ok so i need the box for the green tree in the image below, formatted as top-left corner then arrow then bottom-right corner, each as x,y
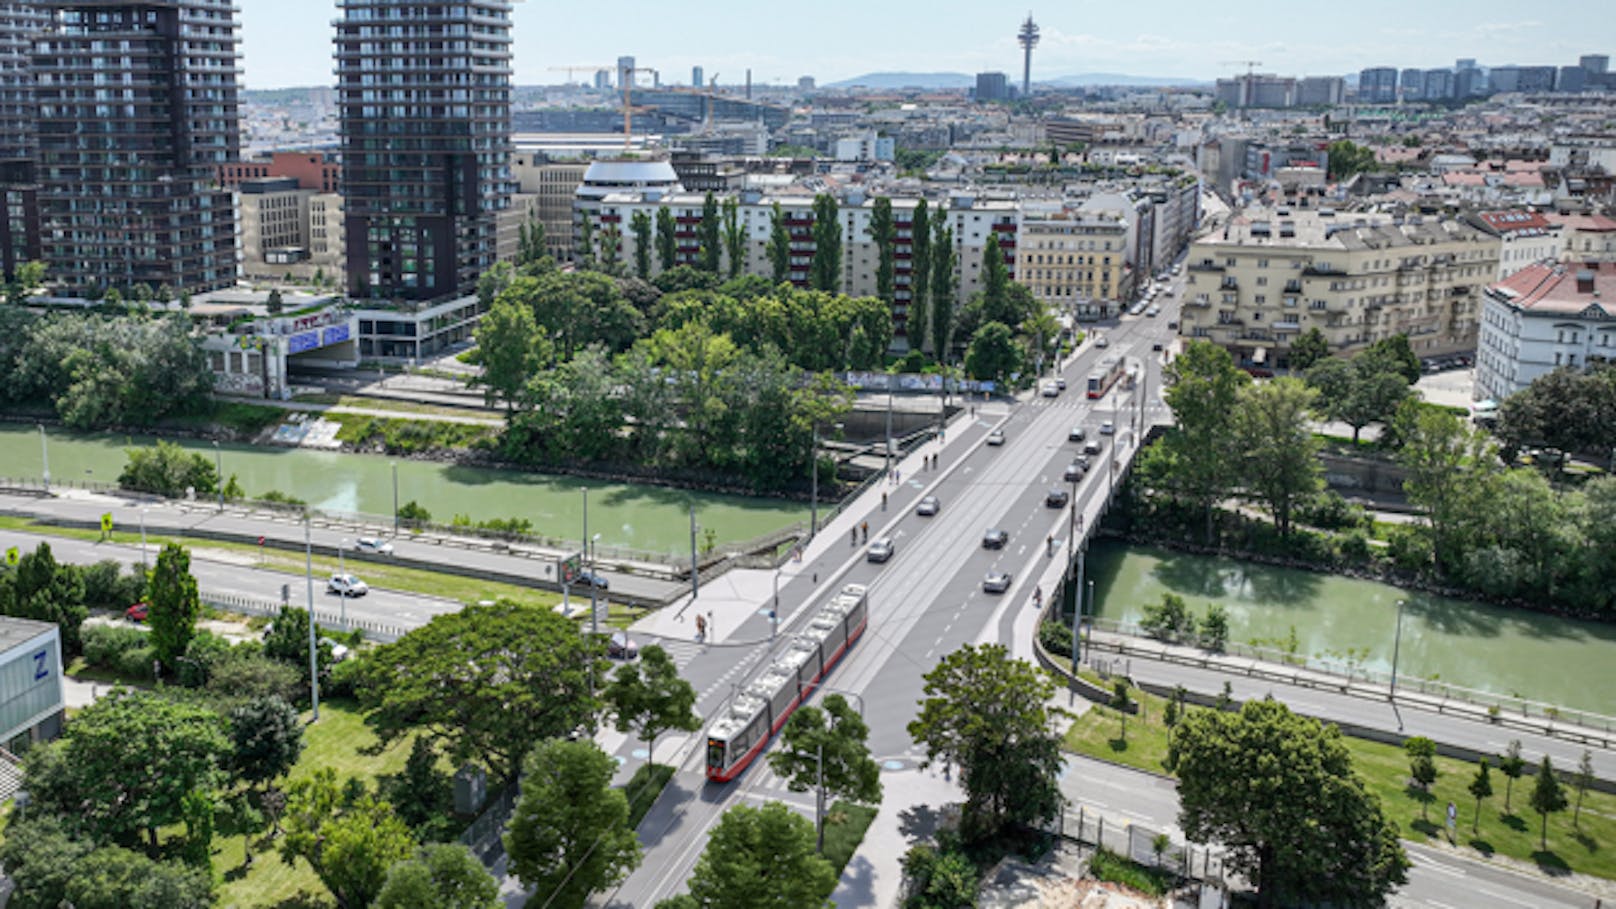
670,801 -> 835,909
1404,736 -> 1439,821
117,440 -> 218,499
699,192 -> 722,274
603,644 -> 701,768
1468,759 -> 1493,834
147,542 -> 201,671
1306,356 -> 1411,444
630,210 -> 653,280
722,196 -> 746,279
1326,139 -> 1379,181
930,222 -> 956,362
1367,334 -> 1422,384
1199,604 -> 1229,652
1167,699 -> 1409,909
1499,740 -> 1526,813
0,541 -> 88,654
505,738 -> 642,909
266,288 -> 284,314
1288,327 -> 1330,371
767,693 -> 882,852
810,194 -> 842,293
228,695 -> 304,795
471,297 -> 547,412
871,195 -> 895,305
5,259 -> 46,305
477,261 -> 514,308
899,841 -> 977,909
0,818 -> 213,909
767,203 -> 791,283
353,601 -> 604,782
576,212 -> 596,270
398,500 -> 432,524
1572,749 -> 1594,829
656,206 -> 678,272
963,321 -> 1020,386
375,844 -> 501,909
262,603 -> 335,672
1235,377 -> 1322,535
1160,340 -> 1251,542
1111,678 -> 1133,742
1529,755 -> 1568,849
279,768 -> 416,909
598,227 -> 623,276
1394,403 -> 1499,570
977,233 -> 1011,325
907,643 -> 1065,839
909,199 -> 932,352
378,738 -> 455,841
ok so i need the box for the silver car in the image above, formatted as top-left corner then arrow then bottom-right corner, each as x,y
983,572 -> 1013,594
866,537 -> 895,563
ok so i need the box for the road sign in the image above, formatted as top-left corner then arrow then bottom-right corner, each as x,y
258,536 -> 265,546
100,513 -> 113,534
4,546 -> 17,567
558,552 -> 584,585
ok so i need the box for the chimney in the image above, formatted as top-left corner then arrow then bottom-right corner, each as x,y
1577,270 -> 1596,294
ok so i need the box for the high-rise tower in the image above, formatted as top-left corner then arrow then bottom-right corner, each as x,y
33,0 -> 241,295
337,0 -> 514,302
0,2 -> 44,280
1017,13 -> 1039,97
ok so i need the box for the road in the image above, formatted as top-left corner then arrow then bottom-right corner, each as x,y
1063,755 -> 1600,909
598,294 -> 1181,907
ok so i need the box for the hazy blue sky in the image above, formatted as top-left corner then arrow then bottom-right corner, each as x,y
242,1 -> 1615,89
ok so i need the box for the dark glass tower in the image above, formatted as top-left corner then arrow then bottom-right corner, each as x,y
0,2 -> 44,280
336,0 -> 514,302
32,0 -> 241,295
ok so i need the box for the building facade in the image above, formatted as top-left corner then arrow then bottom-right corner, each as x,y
0,617 -> 65,753
0,2 -> 43,280
33,0 -> 240,294
236,178 -> 347,286
1475,261 -> 1616,401
1017,208 -> 1130,321
336,0 -> 514,302
975,72 -> 1009,102
1358,67 -> 1399,103
1179,209 -> 1496,371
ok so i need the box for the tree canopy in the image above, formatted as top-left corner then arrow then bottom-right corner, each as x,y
279,768 -> 416,909
604,644 -> 701,767
505,738 -> 642,909
661,801 -> 836,909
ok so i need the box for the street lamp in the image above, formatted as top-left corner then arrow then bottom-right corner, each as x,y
37,424 -> 49,492
1389,599 -> 1406,698
884,372 -> 894,475
590,532 -> 602,637
390,461 -> 399,537
212,441 -> 223,511
140,508 -> 148,571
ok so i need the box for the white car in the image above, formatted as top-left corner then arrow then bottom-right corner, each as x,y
1100,421 -> 1115,436
1094,336 -> 1110,348
1041,381 -> 1061,397
355,537 -> 394,555
327,573 -> 369,597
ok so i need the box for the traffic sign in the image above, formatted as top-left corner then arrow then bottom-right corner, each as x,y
557,552 -> 584,585
4,546 -> 17,567
100,513 -> 113,534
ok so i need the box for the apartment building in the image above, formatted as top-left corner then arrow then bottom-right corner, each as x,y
0,1 -> 42,280
1016,208 -> 1130,320
511,153 -> 588,262
1179,209 -> 1497,371
1548,213 -> 1616,261
1463,210 -> 1564,279
1475,261 -> 1616,401
236,178 -> 346,286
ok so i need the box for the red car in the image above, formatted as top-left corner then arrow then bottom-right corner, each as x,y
126,602 -> 149,622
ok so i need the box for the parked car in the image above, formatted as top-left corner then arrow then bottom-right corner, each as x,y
986,429 -> 1006,446
866,537 -> 895,563
1152,342 -> 1164,352
355,537 -> 394,555
982,528 -> 1009,550
327,574 -> 369,597
1100,421 -> 1115,435
125,602 -> 149,622
1146,306 -> 1160,318
1041,381 -> 1060,397
1167,321 -> 1178,331
916,495 -> 941,516
1064,461 -> 1086,482
575,570 -> 610,590
1068,426 -> 1086,442
1045,488 -> 1070,508
983,572 -> 1013,594
608,631 -> 639,660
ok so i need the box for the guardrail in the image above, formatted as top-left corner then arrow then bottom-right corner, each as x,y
199,589 -> 406,642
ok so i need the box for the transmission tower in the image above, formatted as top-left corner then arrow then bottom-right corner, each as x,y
1017,13 -> 1040,97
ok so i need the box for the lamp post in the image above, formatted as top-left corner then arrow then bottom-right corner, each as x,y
37,424 -> 49,492
590,532 -> 602,637
390,461 -> 399,537
1071,546 -> 1085,671
140,508 -> 148,571
1389,599 -> 1406,698
809,424 -> 820,538
212,441 -> 223,511
884,372 -> 894,475
304,514 -> 319,722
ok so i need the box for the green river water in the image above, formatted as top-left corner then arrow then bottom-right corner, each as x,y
0,424 -> 806,556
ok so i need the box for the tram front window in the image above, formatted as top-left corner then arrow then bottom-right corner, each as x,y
707,739 -> 726,771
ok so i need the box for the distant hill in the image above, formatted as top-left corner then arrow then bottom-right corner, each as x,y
825,72 -> 975,90
1046,72 -> 1210,87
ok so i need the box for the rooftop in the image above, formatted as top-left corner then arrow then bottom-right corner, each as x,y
0,616 -> 57,654
1197,207 -> 1482,251
1489,261 -> 1616,316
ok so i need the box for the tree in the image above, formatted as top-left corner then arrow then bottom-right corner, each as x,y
963,321 -> 1020,386
767,693 -> 882,852
1235,378 -> 1322,536
1529,755 -> 1568,849
930,223 -> 956,361
1161,340 -> 1251,542
1326,139 -> 1379,181
1573,749 -> 1594,829
655,206 -> 678,272
1111,678 -> 1132,742
699,192 -> 722,274
0,818 -> 213,909
1468,759 -> 1493,834
353,601 -> 605,782
767,203 -> 790,283
1404,736 -> 1439,821
1199,604 -> 1229,652
1395,403 -> 1499,570
28,688 -> 229,851
899,842 -> 977,909
117,440 -> 218,499
672,801 -> 835,909
375,844 -> 501,909
907,643 -> 1065,839
810,193 -> 842,293
147,542 -> 201,671
909,199 -> 932,351
871,196 -> 895,305
266,288 -> 284,314
504,738 -> 642,909
0,541 -> 88,654
1169,699 -> 1408,909
379,738 -> 455,841
603,644 -> 701,767
280,768 -> 416,909
471,297 -> 547,412
1367,334 -> 1422,384
722,196 -> 746,279
1307,356 -> 1411,444
6,259 -> 46,305
630,210 -> 653,280
576,212 -> 596,270
598,227 -> 623,275
1289,327 -> 1329,371
1499,740 -> 1526,813
977,233 -> 1012,325
228,695 -> 304,793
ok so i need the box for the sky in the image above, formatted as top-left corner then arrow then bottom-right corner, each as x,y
241,0 -> 1616,90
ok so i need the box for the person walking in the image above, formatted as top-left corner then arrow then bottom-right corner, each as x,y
861,521 -> 868,543
881,491 -> 888,511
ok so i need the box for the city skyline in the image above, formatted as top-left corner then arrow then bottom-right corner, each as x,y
241,0 -> 1615,90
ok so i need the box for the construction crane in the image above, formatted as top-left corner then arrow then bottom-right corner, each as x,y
546,65 -> 609,85
619,66 -> 658,150
1221,60 -> 1264,79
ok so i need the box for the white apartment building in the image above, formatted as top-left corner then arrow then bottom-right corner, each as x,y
1475,261 -> 1616,402
1464,210 -> 1564,280
1548,213 -> 1616,262
1179,208 -> 1497,371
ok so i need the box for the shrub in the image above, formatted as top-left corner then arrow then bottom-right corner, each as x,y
206,652 -> 305,705
397,500 -> 432,524
1297,490 -> 1364,531
81,623 -> 148,669
1198,604 -> 1229,652
1335,527 -> 1373,564
1386,524 -> 1433,572
117,440 -> 218,498
1038,621 -> 1072,658
81,560 -> 144,611
258,489 -> 308,508
174,631 -> 232,688
1139,593 -> 1191,641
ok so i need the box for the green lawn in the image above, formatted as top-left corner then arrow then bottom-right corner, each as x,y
1063,683 -> 1616,880
822,801 -> 879,882
215,699 -> 417,909
623,762 -> 676,830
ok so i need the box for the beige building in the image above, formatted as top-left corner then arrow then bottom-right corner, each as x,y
237,178 -> 346,286
1179,209 -> 1497,370
512,154 -> 588,261
1016,208 -> 1130,320
495,193 -> 542,264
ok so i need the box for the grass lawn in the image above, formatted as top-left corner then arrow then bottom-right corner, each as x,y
821,801 -> 879,881
623,762 -> 676,830
214,699 -> 417,909
1062,684 -> 1616,880
291,393 -> 496,421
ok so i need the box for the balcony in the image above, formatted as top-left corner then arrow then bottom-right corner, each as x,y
1283,280 -> 1302,293
1188,261 -> 1224,273
1220,277 -> 1238,290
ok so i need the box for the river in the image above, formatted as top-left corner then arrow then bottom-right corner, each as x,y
0,424 -> 806,556
1086,540 -> 1616,716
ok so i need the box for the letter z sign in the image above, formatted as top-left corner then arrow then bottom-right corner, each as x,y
32,649 -> 48,681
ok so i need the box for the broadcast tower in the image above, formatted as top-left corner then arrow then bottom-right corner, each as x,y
1017,13 -> 1040,97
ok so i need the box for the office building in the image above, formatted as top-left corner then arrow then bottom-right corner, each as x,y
1214,74 -> 1295,108
618,55 -> 635,88
1179,209 -> 1496,370
336,0 -> 515,301
1358,67 -> 1399,103
1400,68 -> 1424,101
0,617 -> 65,754
692,65 -> 703,88
976,72 -> 1009,102
1489,65 -> 1556,94
1422,69 -> 1455,101
32,0 -> 240,295
1580,54 -> 1609,75
1476,262 -> 1616,401
1558,66 -> 1587,93
797,76 -> 814,91
236,178 -> 347,286
1295,76 -> 1344,107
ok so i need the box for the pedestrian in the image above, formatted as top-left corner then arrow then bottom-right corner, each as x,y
851,527 -> 857,547
695,613 -> 706,639
707,611 -> 714,638
881,491 -> 888,511
861,521 -> 868,543
895,469 -> 901,484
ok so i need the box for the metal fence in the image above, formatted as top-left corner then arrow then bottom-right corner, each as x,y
199,589 -> 406,642
458,781 -> 520,864
1046,802 -> 1231,889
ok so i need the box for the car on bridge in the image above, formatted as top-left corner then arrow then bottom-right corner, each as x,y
866,537 -> 895,563
1068,426 -> 1086,442
986,429 -> 1006,446
328,574 -> 369,597
982,528 -> 1009,549
1100,421 -> 1115,435
916,495 -> 941,516
1084,438 -> 1104,455
1064,461 -> 1086,481
575,570 -> 610,590
1045,488 -> 1070,508
355,537 -> 394,555
982,571 -> 1013,594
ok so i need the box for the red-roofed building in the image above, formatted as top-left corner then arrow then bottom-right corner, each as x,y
1463,209 -> 1563,279
1545,213 -> 1616,262
1476,260 -> 1616,400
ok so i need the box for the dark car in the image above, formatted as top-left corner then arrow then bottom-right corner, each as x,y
1068,426 -> 1086,442
608,631 -> 639,660
576,571 -> 610,590
916,495 -> 941,516
126,602 -> 149,622
982,528 -> 1009,549
1152,342 -> 1164,352
1046,488 -> 1070,508
1064,461 -> 1086,482
983,572 -> 1013,594
866,537 -> 895,563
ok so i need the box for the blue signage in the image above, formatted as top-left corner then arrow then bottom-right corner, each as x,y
288,330 -> 319,354
322,324 -> 351,346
